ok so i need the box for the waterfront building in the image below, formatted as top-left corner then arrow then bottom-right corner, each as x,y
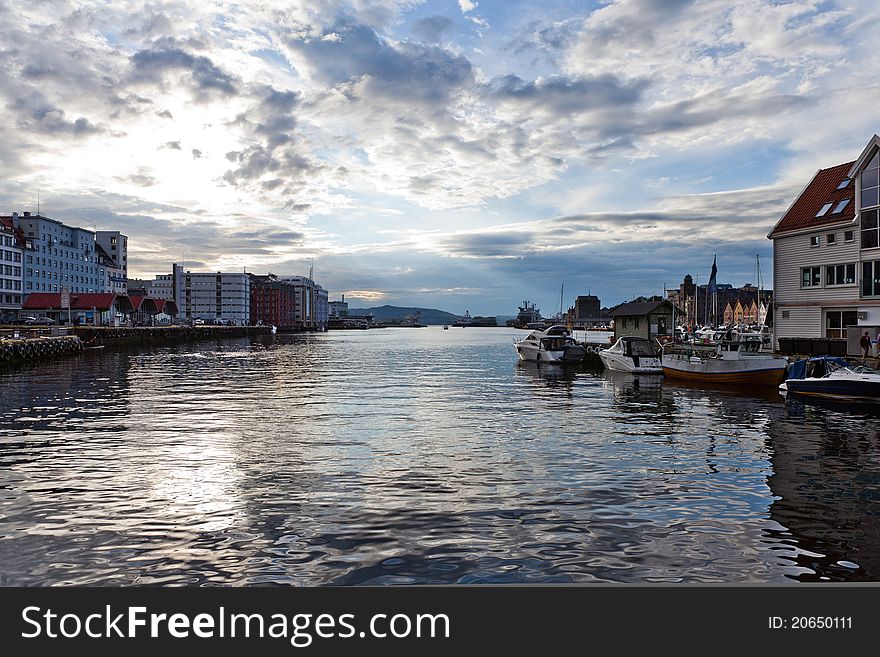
768,134 -> 880,353
249,274 -> 298,328
315,284 -> 328,330
2,212 -> 125,298
0,217 -> 24,321
279,275 -> 328,330
172,263 -> 250,324
20,292 -> 176,325
95,231 -> 128,294
609,300 -> 676,343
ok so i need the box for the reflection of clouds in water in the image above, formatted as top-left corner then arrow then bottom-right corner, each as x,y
2,329 -> 880,584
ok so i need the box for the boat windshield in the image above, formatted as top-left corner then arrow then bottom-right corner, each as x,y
542,338 -> 570,351
627,340 -> 656,356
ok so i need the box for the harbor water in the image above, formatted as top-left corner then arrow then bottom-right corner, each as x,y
1,326 -> 879,585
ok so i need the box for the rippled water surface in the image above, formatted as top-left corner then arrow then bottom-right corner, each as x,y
2,327 -> 880,585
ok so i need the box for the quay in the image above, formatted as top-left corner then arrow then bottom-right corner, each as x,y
72,325 -> 274,347
0,325 -> 274,366
0,334 -> 83,365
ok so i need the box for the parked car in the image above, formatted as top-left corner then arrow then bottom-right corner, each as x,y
193,318 -> 205,325
25,316 -> 55,326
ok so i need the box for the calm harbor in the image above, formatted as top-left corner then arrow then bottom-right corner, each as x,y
2,326 -> 878,585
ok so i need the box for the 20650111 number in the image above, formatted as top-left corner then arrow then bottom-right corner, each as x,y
769,616 -> 852,630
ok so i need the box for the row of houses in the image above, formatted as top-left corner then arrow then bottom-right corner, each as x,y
2,212 -> 330,328
127,266 -> 329,329
1,211 -> 127,322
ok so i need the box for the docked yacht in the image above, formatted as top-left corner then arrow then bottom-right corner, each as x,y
599,336 -> 662,374
780,356 -> 880,401
514,325 -> 586,364
661,329 -> 788,386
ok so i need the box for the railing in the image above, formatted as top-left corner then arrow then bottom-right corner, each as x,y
0,326 -> 74,340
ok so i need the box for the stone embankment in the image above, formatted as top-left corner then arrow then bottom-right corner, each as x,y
0,335 -> 83,364
73,325 -> 273,347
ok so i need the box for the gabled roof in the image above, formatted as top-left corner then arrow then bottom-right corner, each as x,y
609,300 -> 670,317
848,134 -> 880,178
768,161 -> 856,238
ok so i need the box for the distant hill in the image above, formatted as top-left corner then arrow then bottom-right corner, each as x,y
350,305 -> 463,325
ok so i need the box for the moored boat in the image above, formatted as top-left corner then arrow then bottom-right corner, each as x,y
599,336 -> 662,374
661,330 -> 787,385
780,356 -> 880,401
514,325 -> 586,363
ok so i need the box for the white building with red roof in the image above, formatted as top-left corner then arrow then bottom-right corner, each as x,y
768,134 -> 880,353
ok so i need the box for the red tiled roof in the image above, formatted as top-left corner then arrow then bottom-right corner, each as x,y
129,294 -> 145,311
768,161 -> 856,237
153,299 -> 179,315
23,293 -> 119,311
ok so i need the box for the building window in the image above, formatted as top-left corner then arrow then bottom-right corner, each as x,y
827,233 -> 836,244
862,208 -> 879,249
861,150 -> 880,208
826,263 -> 856,286
801,266 -> 821,287
845,230 -> 854,242
810,235 -> 820,247
862,260 -> 880,297
826,310 -> 859,339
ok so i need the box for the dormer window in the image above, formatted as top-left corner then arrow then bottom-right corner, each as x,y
861,151 -> 879,208
832,199 -> 850,214
816,202 -> 833,217
837,178 -> 851,189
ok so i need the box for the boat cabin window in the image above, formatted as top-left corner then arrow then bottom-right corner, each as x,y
542,338 -> 568,351
627,340 -> 656,356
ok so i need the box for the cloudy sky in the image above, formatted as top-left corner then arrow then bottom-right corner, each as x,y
2,0 -> 879,314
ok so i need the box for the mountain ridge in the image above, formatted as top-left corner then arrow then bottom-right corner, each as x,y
350,305 -> 471,325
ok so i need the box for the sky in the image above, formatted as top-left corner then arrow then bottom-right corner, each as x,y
2,0 -> 879,315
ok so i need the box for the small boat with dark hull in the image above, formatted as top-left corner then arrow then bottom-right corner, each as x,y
780,356 -> 880,401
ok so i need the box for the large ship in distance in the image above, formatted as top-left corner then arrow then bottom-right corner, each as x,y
507,301 -> 542,329
453,310 -> 498,327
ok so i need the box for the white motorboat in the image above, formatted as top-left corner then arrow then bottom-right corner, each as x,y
599,336 -> 662,374
514,325 -> 586,363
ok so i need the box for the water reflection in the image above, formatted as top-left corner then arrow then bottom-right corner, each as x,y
765,399 -> 880,581
0,327 -> 879,584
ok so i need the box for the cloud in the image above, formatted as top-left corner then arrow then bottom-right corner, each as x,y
114,168 -> 160,187
412,15 -> 455,43
130,46 -> 238,99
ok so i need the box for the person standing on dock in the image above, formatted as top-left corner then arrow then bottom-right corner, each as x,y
860,331 -> 871,359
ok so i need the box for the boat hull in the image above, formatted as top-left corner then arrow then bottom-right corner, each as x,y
661,356 -> 787,386
599,351 -> 662,374
515,343 -> 585,363
784,379 -> 880,401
